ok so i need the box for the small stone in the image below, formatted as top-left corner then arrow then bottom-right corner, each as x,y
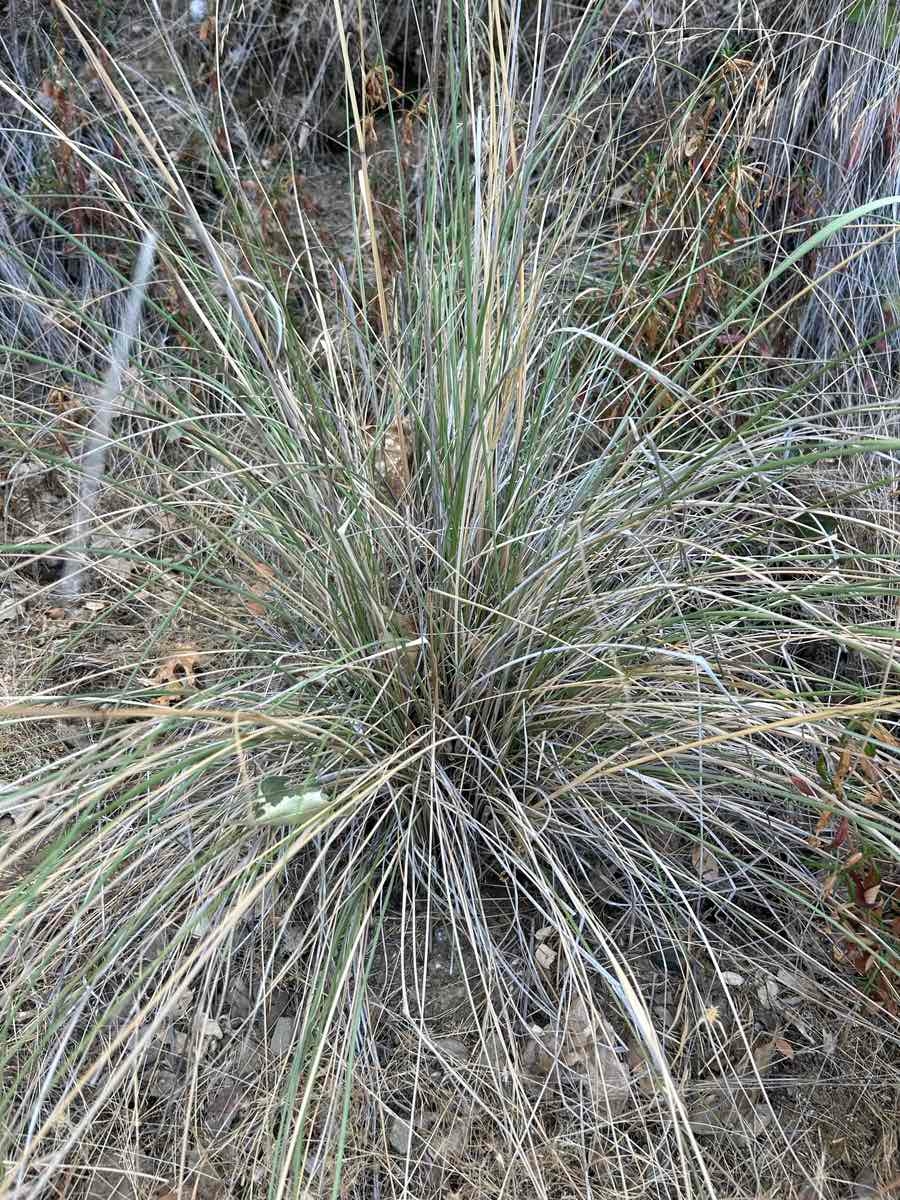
266,986 -> 291,1023
750,1102 -> 773,1135
851,1166 -> 878,1198
171,1030 -> 190,1057
720,971 -> 744,987
269,1015 -> 295,1057
389,1115 -> 414,1155
143,1067 -> 179,1098
432,1036 -> 468,1063
228,978 -> 253,1021
776,966 -> 812,996
0,598 -> 22,623
183,1149 -> 225,1200
205,1078 -> 241,1131
84,1151 -> 164,1200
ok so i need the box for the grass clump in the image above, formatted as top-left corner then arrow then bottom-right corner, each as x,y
1,2 -> 899,1199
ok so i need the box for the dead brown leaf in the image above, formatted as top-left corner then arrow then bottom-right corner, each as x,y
376,416 -> 411,499
48,387 -> 86,427
244,561 -> 277,617
752,1039 -> 776,1072
833,746 -> 853,799
364,65 -> 393,109
534,942 -> 556,970
692,843 -> 720,883
870,721 -> 899,748
523,993 -> 630,1118
808,806 -> 834,847
683,130 -> 704,158
772,1036 -> 794,1061
150,646 -> 204,707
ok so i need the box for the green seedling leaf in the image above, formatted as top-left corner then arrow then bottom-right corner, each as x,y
816,752 -> 832,788
848,0 -> 900,46
253,775 -> 330,826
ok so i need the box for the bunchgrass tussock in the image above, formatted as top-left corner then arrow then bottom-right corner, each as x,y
1,2 -> 899,1198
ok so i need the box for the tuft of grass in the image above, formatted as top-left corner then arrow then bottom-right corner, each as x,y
1,2 -> 899,1198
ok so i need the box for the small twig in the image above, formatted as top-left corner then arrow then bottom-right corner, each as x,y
57,228 -> 157,601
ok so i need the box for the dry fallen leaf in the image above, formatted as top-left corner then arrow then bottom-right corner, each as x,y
809,806 -> 834,848
150,646 -> 204,706
245,560 -> 277,617
535,942 -> 556,970
523,994 -> 630,1118
772,1036 -> 794,1060
870,721 -> 899,748
752,1038 -> 777,1073
376,415 -> 411,499
683,130 -> 704,158
791,774 -> 817,797
756,978 -> 779,1008
609,182 -> 634,205
692,843 -> 720,883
